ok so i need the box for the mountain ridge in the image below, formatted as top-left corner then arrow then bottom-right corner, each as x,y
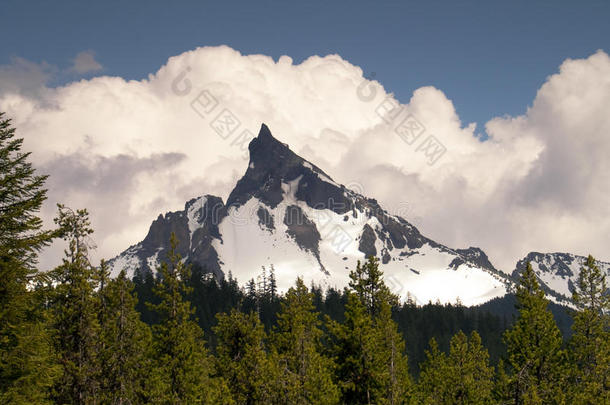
108,124 -> 605,306
512,251 -> 610,304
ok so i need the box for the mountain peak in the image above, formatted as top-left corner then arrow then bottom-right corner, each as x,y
248,123 -> 300,168
512,251 -> 610,302
108,123 -> 519,305
227,124 -> 348,210
255,122 -> 274,141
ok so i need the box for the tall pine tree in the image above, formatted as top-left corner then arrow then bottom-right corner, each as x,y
148,233 -> 221,403
97,262 -> 154,404
50,205 -> 101,404
567,255 -> 609,404
329,256 -> 411,404
214,309 -> 280,404
418,331 -> 494,404
328,291 -> 383,404
502,262 -> 566,404
417,338 -> 447,404
0,112 -> 58,403
376,297 -> 412,404
271,277 -> 339,404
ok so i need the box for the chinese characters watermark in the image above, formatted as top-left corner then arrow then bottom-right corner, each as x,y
172,67 -> 255,160
357,72 -> 447,165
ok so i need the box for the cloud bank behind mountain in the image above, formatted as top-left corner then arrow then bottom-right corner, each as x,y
1,46 -> 608,275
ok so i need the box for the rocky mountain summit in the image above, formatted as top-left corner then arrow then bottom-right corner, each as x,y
110,124 -> 605,306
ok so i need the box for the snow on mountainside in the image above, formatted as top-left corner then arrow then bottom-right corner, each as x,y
109,124 -> 513,306
512,252 -> 610,304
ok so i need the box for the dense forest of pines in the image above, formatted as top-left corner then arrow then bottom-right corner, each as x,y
1,112 -> 609,404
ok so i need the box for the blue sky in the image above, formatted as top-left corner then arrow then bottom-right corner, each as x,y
2,0 -> 609,131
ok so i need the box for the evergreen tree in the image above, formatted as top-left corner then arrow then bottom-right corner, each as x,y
50,205 -> 101,404
457,331 -> 494,403
268,264 -> 277,299
333,256 -> 411,404
0,112 -> 58,403
258,265 -> 267,298
376,299 -> 412,404
502,262 -> 566,404
214,309 -> 279,404
567,255 -> 610,404
0,113 -> 55,265
246,278 -> 257,300
97,263 -> 154,404
271,277 -> 339,404
417,338 -> 448,404
493,359 -> 512,403
245,278 -> 259,314
328,291 -> 385,404
148,233 -> 221,403
348,256 -> 396,317
418,331 -> 493,404
133,266 -> 159,324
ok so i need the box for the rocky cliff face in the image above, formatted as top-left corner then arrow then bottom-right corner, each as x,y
109,124 -> 516,305
512,252 -> 610,303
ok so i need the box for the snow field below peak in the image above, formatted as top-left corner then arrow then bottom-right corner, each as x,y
214,191 -> 507,305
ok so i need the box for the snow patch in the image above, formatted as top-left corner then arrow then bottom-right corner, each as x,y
214,197 -> 325,293
281,175 -> 303,204
187,196 -> 208,247
146,247 -> 163,272
109,245 -> 142,278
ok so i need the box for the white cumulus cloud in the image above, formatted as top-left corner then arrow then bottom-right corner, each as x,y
0,45 -> 608,274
